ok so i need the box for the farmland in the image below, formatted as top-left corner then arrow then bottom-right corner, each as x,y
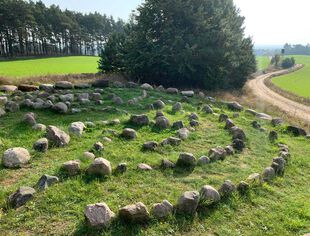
256,56 -> 270,71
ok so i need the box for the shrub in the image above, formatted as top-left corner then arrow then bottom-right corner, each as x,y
281,57 -> 296,69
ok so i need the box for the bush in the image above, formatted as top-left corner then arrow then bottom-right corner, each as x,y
281,57 -> 296,69
99,0 -> 256,90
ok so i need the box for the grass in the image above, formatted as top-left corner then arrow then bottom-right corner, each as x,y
272,55 -> 310,98
0,87 -> 310,236
0,56 -> 99,80
256,56 -> 270,71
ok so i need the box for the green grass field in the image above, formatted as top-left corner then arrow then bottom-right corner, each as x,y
0,56 -> 99,79
0,87 -> 309,235
272,55 -> 310,98
256,56 -> 270,71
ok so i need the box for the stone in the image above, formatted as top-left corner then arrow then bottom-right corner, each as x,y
177,153 -> 196,167
271,118 -> 284,126
8,187 -> 36,209
127,81 -> 138,88
122,128 -> 137,139
33,138 -> 49,152
251,120 -> 261,129
141,83 -> 153,90
92,79 -> 109,88
63,160 -> 80,176
287,126 -> 307,136
137,163 -> 153,171
178,128 -> 190,140
202,104 -> 213,114
279,151 -> 290,162
84,202 -> 116,228
75,83 -> 91,89
87,158 -> 112,176
113,96 -> 123,105
77,93 -> 89,101
55,81 -> 73,89
2,147 -> 31,168
189,113 -> 199,120
69,122 -> 86,137
200,185 -> 220,205
152,200 -> 173,219
218,180 -> 236,197
116,163 -> 127,173
60,94 -> 74,102
199,91 -> 205,98
130,114 -> 150,126
143,141 -> 158,151
93,142 -> 104,152
181,91 -> 194,97
101,137 -> 112,143
113,81 -> 124,88
23,112 -> 36,126
230,126 -> 246,141
172,102 -> 182,113
36,174 -> 59,191
190,120 -> 199,127
232,139 -> 245,151
245,109 -> 258,116
155,110 -> 164,118
119,202 -> 150,223
209,147 -> 227,162
237,181 -> 250,195
0,96 -> 8,105
219,114 -> 228,122
198,156 -> 210,165
173,121 -> 184,130
166,88 -> 178,94
161,159 -> 175,169
39,83 -> 54,92
0,85 -> 18,92
256,113 -> 272,120
32,123 -> 46,131
84,151 -> 95,159
262,167 -> 275,182
269,131 -> 278,142
53,102 -> 68,113
155,116 -> 170,129
5,101 -> 20,112
225,119 -> 235,129
272,157 -> 286,175
46,126 -> 70,147
91,93 -> 102,101
153,100 -> 165,109
85,122 -> 96,128
227,101 -> 243,111
167,137 -> 182,146
108,119 -> 121,126
177,191 -> 200,215
247,173 -> 262,185
225,145 -> 234,155
0,108 -> 6,117
18,84 -> 38,92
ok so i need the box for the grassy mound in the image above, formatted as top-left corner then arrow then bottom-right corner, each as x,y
0,86 -> 309,235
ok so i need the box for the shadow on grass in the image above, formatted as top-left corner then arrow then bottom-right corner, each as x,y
172,166 -> 195,178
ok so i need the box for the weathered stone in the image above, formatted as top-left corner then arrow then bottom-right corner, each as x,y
166,88 -> 178,94
227,101 -> 243,111
0,96 -> 8,105
189,113 -> 199,120
53,102 -> 68,113
245,109 -> 258,116
18,84 -> 38,92
0,85 -> 17,92
230,126 -> 246,141
181,91 -> 194,97
116,163 -> 127,173
153,100 -> 165,109
225,119 -> 235,129
155,110 -> 164,118
287,126 -> 307,136
172,102 -> 182,113
0,108 -> 6,117
256,113 -> 272,121
127,81 -> 138,88
68,122 -> 86,137
198,156 -> 210,165
75,83 -> 91,89
219,114 -> 229,122
167,137 -> 182,146
262,167 -> 275,182
202,104 -> 213,114
247,173 -> 262,185
5,101 -> 20,112
232,138 -> 245,151
172,121 -> 184,130
251,120 -> 261,129
225,145 -> 234,155
113,96 -> 123,105
272,157 -> 286,175
279,151 -> 290,162
269,131 -> 278,142
55,81 -> 73,89
92,79 -> 109,88
87,158 -> 112,176
271,118 -> 284,126
93,142 -> 104,152
200,185 -> 220,205
189,120 -> 199,127
36,174 -> 59,191
91,93 -> 102,101
161,159 -> 175,169
143,141 -> 158,151
32,123 -> 46,131
119,202 -> 150,223
237,181 -> 250,195
141,83 -> 153,90
152,200 -> 173,219
218,180 -> 236,197
137,163 -> 153,171
177,191 -> 200,215
63,160 -> 80,176
130,114 -> 150,126
177,153 -> 196,167
23,112 -> 36,126
46,126 -> 70,147
2,147 -> 31,168
177,128 -> 190,140
209,147 -> 227,162
84,151 -> 95,159
122,128 -> 137,140
155,116 -> 170,129
33,138 -> 48,152
39,84 -> 54,92
8,187 -> 36,209
84,202 -> 115,228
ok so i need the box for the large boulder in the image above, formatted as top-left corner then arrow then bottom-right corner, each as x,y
122,128 -> 137,140
130,114 -> 150,126
87,158 -> 112,176
155,116 -> 170,130
176,191 -> 200,215
68,122 -> 86,137
227,101 -> 243,111
143,141 -> 158,151
262,167 -> 275,182
55,81 -> 73,89
119,202 -> 150,223
152,200 -> 173,219
200,185 -> 220,205
62,160 -> 80,176
2,148 -> 31,168
176,153 -> 196,167
53,102 -> 68,113
36,174 -> 59,191
272,157 -> 286,175
33,138 -> 49,152
166,88 -> 178,94
8,186 -> 36,209
209,147 -> 227,162
172,102 -> 182,113
84,203 -> 116,228
153,100 -> 165,109
46,126 -> 70,147
218,180 -> 236,197
141,83 -> 153,90
181,91 -> 194,97
230,126 -> 246,141
287,126 -> 307,136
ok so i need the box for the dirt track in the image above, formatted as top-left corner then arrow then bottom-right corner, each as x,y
246,67 -> 310,124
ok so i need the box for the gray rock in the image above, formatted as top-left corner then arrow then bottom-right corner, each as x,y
153,100 -> 165,109
116,163 -> 127,173
166,88 -> 178,94
75,83 -> 91,89
8,186 -> 36,209
62,160 -> 80,176
127,82 -> 138,88
251,120 -> 261,129
218,180 -> 236,197
209,147 -> 227,162
23,112 -> 36,126
0,108 -> 6,117
122,128 -> 137,140
198,156 -> 210,165
130,114 -> 150,126
181,91 -> 194,97
0,85 -> 17,92
269,131 -> 278,142
161,159 -> 175,169
5,101 -> 20,112
155,116 -> 170,129
143,141 -> 158,151
0,96 -> 8,105
202,104 -> 213,114
59,94 -> 74,102
225,119 -> 235,129
84,202 -> 116,228
200,185 -> 220,205
173,121 -> 184,130
137,163 -> 153,171
119,202 -> 150,223
247,173 -> 262,185
237,181 -> 250,195
272,157 -> 286,175
69,122 -> 86,137
256,113 -> 272,120
141,83 -> 153,90
32,123 -> 46,131
87,158 -> 112,176
113,96 -> 123,105
93,142 -> 104,152
36,174 -> 59,191
46,126 -> 70,147
227,101 -> 243,111
232,139 -> 245,151
225,145 -> 234,155
189,120 -> 199,127
230,126 -> 246,141
279,151 -> 290,162
91,93 -> 102,101
178,128 -> 189,140
172,102 -> 182,113
245,109 -> 258,116
177,153 -> 196,167
84,151 -> 95,159
262,167 -> 275,182
33,138 -> 49,152
271,118 -> 284,126
2,147 -> 31,168
55,81 -> 73,89
92,79 -> 109,88
167,137 -> 182,146
177,191 -> 200,215
152,200 -> 173,219
53,102 -> 68,113
287,126 -> 307,137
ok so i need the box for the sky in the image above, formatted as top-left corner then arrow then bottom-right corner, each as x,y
36,0 -> 310,46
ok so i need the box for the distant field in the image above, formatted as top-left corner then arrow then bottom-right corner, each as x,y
272,55 -> 310,98
0,56 -> 99,80
256,56 -> 270,71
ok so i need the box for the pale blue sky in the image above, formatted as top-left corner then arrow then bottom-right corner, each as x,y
36,0 -> 310,45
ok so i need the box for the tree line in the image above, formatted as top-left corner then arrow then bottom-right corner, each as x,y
99,0 -> 256,90
284,44 -> 310,55
0,0 -> 124,58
